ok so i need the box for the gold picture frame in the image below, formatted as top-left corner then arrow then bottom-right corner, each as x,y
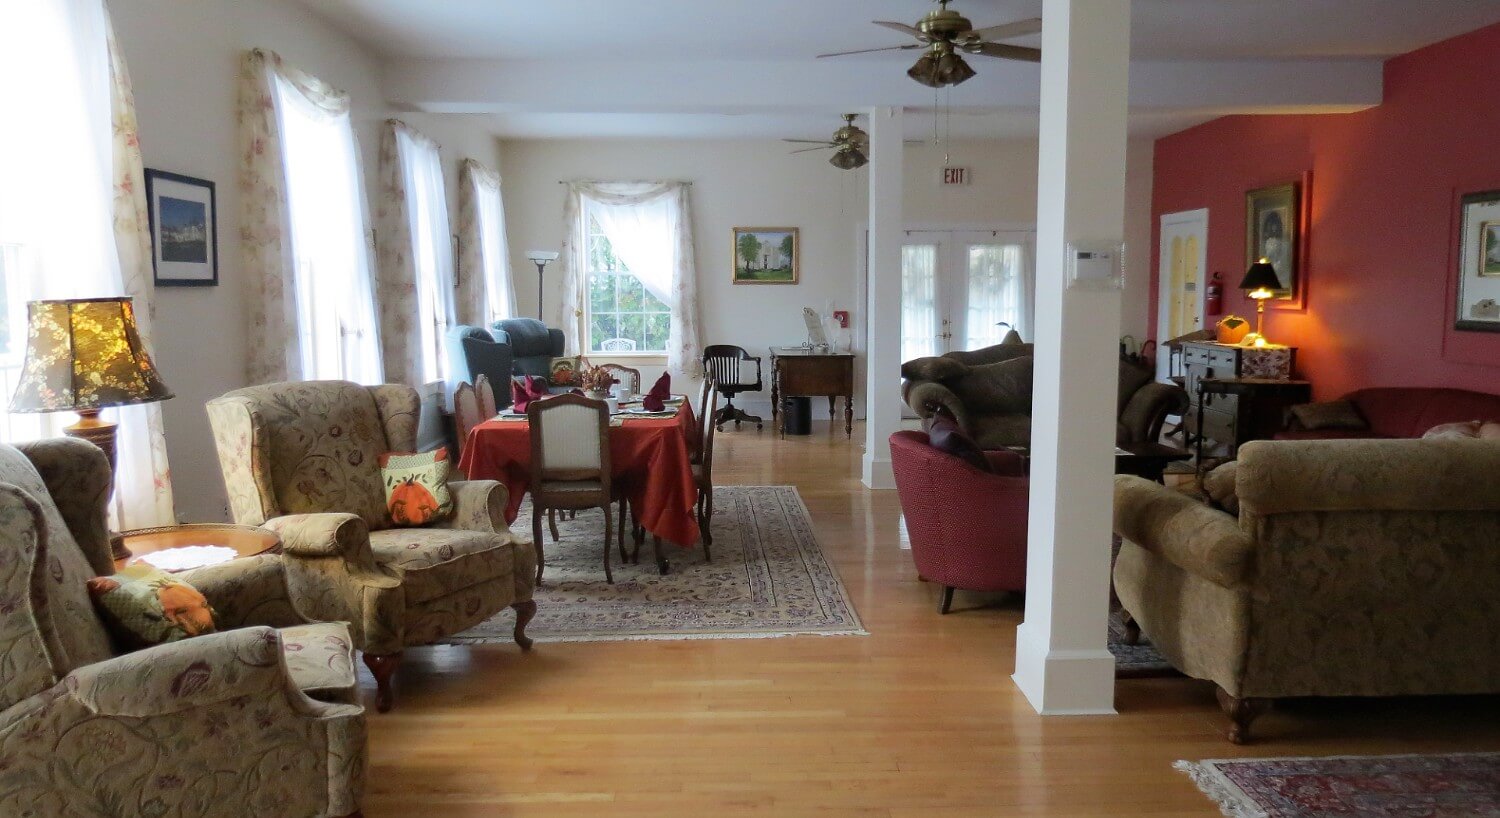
1245,181 -> 1301,303
732,227 -> 799,284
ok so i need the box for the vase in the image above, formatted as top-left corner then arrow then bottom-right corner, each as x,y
587,389 -> 611,400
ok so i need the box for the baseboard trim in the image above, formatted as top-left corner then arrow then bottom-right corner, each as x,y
1012,621 -> 1117,715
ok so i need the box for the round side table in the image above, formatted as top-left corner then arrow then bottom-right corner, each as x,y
116,523 -> 280,572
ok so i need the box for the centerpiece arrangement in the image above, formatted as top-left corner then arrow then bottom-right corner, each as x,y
578,363 -> 618,399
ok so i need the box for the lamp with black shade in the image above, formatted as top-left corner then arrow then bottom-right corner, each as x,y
1238,259 -> 1283,348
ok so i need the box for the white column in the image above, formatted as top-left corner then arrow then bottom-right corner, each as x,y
862,106 -> 904,489
1012,0 -> 1132,715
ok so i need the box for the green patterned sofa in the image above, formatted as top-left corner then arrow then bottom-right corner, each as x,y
1113,437 -> 1500,743
207,380 -> 538,712
0,438 -> 365,816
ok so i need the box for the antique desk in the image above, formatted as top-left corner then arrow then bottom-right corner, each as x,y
1194,377 -> 1313,473
769,347 -> 855,438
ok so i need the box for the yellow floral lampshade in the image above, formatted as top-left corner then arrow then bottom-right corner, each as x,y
9,297 -> 174,413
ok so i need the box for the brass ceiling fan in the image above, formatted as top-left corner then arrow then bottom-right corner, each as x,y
818,0 -> 1042,88
783,114 -> 870,170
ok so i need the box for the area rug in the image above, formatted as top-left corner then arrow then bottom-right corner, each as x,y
1176,752 -> 1500,817
444,485 -> 866,643
1108,610 -> 1173,676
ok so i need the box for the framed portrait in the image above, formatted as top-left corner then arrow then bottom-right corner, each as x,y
1245,181 -> 1300,303
732,227 -> 799,284
1455,190 -> 1500,332
145,169 -> 218,286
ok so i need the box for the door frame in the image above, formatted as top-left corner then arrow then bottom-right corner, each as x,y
1156,208 -> 1209,380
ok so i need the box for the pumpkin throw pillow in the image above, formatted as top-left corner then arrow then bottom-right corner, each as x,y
87,564 -> 217,648
1290,400 -> 1367,431
549,356 -> 582,387
380,448 -> 455,526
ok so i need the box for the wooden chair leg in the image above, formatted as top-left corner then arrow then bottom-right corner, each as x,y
362,651 -> 402,713
651,534 -> 668,575
1216,687 -> 1270,744
1120,610 -> 1142,646
601,503 -> 614,584
548,508 -> 561,542
532,505 -> 546,585
939,586 -> 955,615
617,497 -> 629,563
512,599 -> 536,651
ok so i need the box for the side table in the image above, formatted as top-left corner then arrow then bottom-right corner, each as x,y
116,523 -> 281,572
1195,377 -> 1313,474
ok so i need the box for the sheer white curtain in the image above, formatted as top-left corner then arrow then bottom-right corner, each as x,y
0,0 -> 174,527
459,159 -> 516,325
377,120 -> 456,386
900,244 -> 939,361
964,243 -> 1030,348
557,181 -> 700,375
239,49 -> 382,384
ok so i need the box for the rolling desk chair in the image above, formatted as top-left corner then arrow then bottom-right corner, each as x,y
702,345 -> 763,431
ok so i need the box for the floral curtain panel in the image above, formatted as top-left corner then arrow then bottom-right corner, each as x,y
458,159 -> 517,326
558,181 -> 701,376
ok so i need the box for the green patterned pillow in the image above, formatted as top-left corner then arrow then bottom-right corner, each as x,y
379,448 -> 455,526
86,565 -> 217,649
549,356 -> 583,387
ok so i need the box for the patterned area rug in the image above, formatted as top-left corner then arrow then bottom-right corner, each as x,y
1109,610 -> 1172,675
445,485 -> 866,643
1176,752 -> 1500,817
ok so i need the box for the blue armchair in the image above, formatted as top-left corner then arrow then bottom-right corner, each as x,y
492,318 -> 566,380
447,325 -> 515,406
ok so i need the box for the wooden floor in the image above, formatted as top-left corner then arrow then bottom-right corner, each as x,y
363,421 -> 1500,816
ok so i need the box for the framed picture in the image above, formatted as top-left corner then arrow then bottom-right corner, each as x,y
1245,181 -> 1300,303
145,169 -> 218,286
1455,190 -> 1500,332
732,227 -> 799,284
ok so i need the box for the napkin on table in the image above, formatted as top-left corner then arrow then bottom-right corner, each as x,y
642,372 -> 671,412
510,376 -> 548,413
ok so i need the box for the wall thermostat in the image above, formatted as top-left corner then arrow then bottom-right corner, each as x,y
1066,241 -> 1125,290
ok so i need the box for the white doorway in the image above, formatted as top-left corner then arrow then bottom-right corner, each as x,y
1155,209 -> 1209,381
899,229 -> 1036,362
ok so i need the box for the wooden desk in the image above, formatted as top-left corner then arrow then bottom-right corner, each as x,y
769,348 -> 855,438
1194,377 -> 1313,473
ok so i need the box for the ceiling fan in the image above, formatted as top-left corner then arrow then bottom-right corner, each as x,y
783,114 -> 870,170
818,0 -> 1042,88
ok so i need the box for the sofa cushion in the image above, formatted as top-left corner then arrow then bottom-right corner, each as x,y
950,355 -> 1034,415
368,528 -> 516,605
924,411 -> 990,472
945,342 -> 1034,367
1273,428 -> 1392,441
1422,420 -> 1485,440
1290,400 -> 1368,431
1484,422 -> 1500,440
1412,389 -> 1500,434
1201,461 -> 1240,516
969,414 -> 1034,449
494,318 -> 554,358
1117,360 -> 1155,417
900,356 -> 968,383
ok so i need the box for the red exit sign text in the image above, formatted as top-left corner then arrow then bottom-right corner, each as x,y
941,167 -> 970,185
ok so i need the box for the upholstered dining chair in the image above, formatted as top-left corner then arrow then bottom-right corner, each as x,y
599,363 -> 642,396
702,345 -> 763,431
208,380 -> 538,712
453,381 -> 485,457
527,393 -> 618,583
474,373 -> 500,419
692,375 -> 720,555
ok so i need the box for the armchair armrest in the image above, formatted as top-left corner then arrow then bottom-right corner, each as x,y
905,381 -> 972,430
1113,475 -> 1253,588
546,328 -> 566,357
262,513 -> 401,651
1119,381 -> 1189,443
264,513 -> 373,560
434,480 -> 509,533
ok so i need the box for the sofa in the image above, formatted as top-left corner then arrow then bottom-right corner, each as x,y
0,438 -> 365,816
902,342 -> 1188,449
492,317 -> 566,380
447,324 -> 514,401
1113,437 -> 1500,743
1275,386 -> 1500,440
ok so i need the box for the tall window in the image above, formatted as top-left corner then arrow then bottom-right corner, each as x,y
391,127 -> 456,383
465,162 -> 516,323
585,214 -> 670,353
901,244 -> 939,362
272,72 -> 383,382
964,243 -> 1027,348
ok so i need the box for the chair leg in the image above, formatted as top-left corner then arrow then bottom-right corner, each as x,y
601,503 -> 614,584
1216,687 -> 1270,745
512,599 -> 536,651
548,508 -> 561,542
617,497 -> 629,563
651,534 -> 668,575
362,651 -> 402,713
939,586 -> 955,614
1120,610 -> 1142,646
532,505 -> 546,585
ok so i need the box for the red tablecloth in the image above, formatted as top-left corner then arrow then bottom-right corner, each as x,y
457,402 -> 701,547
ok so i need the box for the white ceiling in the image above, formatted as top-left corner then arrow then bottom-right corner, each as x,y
295,0 -> 1500,140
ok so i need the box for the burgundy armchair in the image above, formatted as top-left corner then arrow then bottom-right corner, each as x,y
889,431 -> 1029,613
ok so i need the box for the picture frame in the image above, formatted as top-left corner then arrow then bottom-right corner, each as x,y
1454,189 -> 1500,332
1244,181 -> 1300,304
732,227 -> 799,284
145,169 -> 218,287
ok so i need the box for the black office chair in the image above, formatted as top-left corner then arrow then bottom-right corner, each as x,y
702,345 -> 763,431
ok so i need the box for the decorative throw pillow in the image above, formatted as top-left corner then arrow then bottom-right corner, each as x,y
1290,400 -> 1367,431
379,448 -> 455,526
1481,422 -> 1500,440
1201,461 -> 1240,517
1422,420 -> 1484,440
87,564 -> 217,648
549,356 -> 582,386
925,409 -> 991,473
900,356 -> 968,383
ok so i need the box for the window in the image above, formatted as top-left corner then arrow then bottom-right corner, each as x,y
0,245 -> 26,441
964,243 -> 1027,349
900,244 -> 939,362
466,163 -> 516,323
585,214 -> 670,354
392,127 -> 455,383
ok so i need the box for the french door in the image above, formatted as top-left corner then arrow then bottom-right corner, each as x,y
900,230 -> 1035,363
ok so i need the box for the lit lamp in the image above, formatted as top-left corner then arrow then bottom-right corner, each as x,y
1238,259 -> 1283,347
9,297 -> 174,560
525,250 -> 560,321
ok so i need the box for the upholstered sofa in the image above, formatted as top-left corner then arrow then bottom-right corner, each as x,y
447,324 -> 515,403
0,438 -> 365,816
902,343 -> 1188,449
207,380 -> 538,711
1113,437 -> 1500,743
492,317 -> 566,380
1275,386 -> 1500,440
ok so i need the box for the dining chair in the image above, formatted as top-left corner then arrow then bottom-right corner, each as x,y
474,373 -> 500,418
692,374 -> 720,557
599,363 -> 642,396
453,381 -> 484,457
527,393 -> 616,583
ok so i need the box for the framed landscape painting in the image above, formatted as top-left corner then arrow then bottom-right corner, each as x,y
732,227 -> 799,284
1455,190 -> 1500,332
145,169 -> 218,286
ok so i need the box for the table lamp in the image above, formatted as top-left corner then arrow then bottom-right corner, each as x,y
525,250 -> 559,321
1237,259 -> 1283,347
9,297 -> 174,559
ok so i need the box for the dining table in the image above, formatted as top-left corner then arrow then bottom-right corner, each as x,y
456,399 -> 702,548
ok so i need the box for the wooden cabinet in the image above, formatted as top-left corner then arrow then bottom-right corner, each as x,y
1181,342 -> 1306,454
769,349 -> 855,438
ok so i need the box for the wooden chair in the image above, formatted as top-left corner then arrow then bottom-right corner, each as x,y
599,363 -> 642,396
527,393 -> 617,583
474,373 -> 500,418
692,375 -> 720,556
453,381 -> 484,457
702,345 -> 764,430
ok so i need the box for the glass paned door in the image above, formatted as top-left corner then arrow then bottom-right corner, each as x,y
963,241 -> 1027,348
900,243 -> 940,361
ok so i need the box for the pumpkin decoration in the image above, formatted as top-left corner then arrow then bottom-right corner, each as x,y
388,475 -> 441,526
1216,315 -> 1251,345
378,448 -> 454,526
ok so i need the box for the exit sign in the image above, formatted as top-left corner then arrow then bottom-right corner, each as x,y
941,167 -> 971,185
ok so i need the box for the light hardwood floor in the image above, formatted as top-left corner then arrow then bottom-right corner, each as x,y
364,421 -> 1500,816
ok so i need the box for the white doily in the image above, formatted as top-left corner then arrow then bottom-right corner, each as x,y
136,545 -> 239,572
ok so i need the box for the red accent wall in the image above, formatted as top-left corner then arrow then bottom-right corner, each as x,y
1150,22 -> 1500,399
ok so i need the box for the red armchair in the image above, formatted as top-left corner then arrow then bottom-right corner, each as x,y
889,430 -> 1029,613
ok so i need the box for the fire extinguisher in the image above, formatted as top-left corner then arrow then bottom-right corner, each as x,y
1205,272 -> 1224,317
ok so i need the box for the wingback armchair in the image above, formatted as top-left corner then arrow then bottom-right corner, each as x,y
492,317 -> 566,380
0,438 -> 365,817
207,380 -> 539,711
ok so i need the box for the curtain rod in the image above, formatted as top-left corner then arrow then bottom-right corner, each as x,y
557,180 -> 693,185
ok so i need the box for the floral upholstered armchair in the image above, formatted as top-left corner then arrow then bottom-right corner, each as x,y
0,438 -> 365,817
207,381 -> 538,711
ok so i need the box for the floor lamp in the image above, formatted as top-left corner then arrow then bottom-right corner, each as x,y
525,250 -> 559,321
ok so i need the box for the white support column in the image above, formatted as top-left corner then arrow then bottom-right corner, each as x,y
862,106 -> 904,489
1012,0 -> 1132,715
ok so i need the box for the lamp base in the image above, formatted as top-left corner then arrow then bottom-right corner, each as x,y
63,410 -> 130,562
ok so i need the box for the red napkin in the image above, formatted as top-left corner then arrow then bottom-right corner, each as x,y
510,376 -> 548,413
642,373 -> 671,412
